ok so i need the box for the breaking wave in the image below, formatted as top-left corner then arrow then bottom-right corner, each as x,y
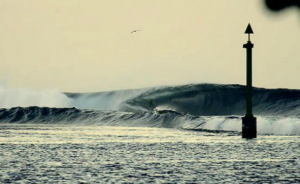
0,84 -> 299,135
67,84 -> 300,116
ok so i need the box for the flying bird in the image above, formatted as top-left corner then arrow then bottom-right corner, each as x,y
130,30 -> 141,34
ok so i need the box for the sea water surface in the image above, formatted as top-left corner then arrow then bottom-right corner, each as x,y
0,124 -> 299,183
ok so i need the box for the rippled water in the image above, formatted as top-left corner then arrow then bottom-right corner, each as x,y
0,124 -> 299,183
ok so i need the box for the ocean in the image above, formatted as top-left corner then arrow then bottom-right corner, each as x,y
0,84 -> 299,183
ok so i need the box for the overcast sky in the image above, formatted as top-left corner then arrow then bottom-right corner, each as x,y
0,0 -> 299,92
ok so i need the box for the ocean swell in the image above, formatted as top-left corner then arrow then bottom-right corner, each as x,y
0,106 -> 299,135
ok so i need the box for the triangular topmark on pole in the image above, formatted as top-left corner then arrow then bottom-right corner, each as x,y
245,23 -> 254,34
245,23 -> 254,41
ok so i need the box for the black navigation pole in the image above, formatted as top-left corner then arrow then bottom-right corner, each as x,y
242,24 -> 257,139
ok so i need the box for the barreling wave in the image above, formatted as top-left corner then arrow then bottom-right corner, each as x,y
0,106 -> 299,135
0,84 -> 299,135
68,84 -> 300,116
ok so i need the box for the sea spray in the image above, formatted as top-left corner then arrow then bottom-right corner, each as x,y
0,86 -> 72,108
68,88 -> 149,110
